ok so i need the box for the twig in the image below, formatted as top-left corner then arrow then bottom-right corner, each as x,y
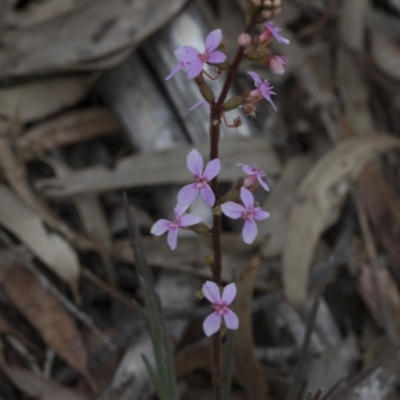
81,267 -> 139,313
43,349 -> 55,378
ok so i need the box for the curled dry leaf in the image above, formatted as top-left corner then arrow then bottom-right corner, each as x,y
18,106 -> 120,161
0,363 -> 90,400
0,74 -> 96,123
283,135 -> 400,306
0,0 -> 187,77
35,137 -> 281,197
0,184 -> 80,293
2,265 -> 95,391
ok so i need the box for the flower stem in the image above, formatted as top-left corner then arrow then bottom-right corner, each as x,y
208,13 -> 258,400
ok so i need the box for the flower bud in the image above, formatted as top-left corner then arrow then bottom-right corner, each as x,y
189,222 -> 211,235
238,33 -> 252,47
223,89 -> 250,111
194,74 -> 215,102
269,55 -> 288,74
233,117 -> 242,128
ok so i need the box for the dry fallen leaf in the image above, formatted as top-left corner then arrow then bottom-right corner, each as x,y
0,363 -> 90,400
283,135 -> 400,306
0,74 -> 96,123
35,137 -> 282,197
2,265 -> 95,391
18,106 -> 120,161
0,184 -> 80,293
0,0 -> 187,77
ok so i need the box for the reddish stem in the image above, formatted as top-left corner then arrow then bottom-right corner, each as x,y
208,14 -> 258,400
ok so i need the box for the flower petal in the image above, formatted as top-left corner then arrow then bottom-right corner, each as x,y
223,309 -> 239,330
188,100 -> 209,111
203,159 -> 221,181
165,63 -> 184,80
205,29 -> 223,52
200,184 -> 216,206
222,283 -> 237,305
221,202 -> 245,219
240,187 -> 254,210
208,51 -> 227,64
187,60 -> 205,79
253,207 -> 270,221
174,204 -> 190,218
202,281 -> 221,303
203,312 -> 222,337
187,149 -> 203,176
167,228 -> 179,250
247,71 -> 262,85
179,213 -> 202,227
260,84 -> 277,112
257,176 -> 270,191
177,183 -> 199,205
242,218 -> 258,244
175,46 -> 200,62
150,219 -> 170,236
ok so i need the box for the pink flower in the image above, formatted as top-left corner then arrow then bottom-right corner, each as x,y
260,22 -> 290,45
247,71 -> 277,111
202,281 -> 239,337
221,187 -> 270,244
269,55 -> 289,75
168,29 -> 227,80
236,163 -> 269,191
151,204 -> 201,250
178,149 -> 221,206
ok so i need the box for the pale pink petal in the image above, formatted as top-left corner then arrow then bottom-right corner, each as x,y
221,202 -> 245,219
208,51 -> 227,64
187,149 -> 203,176
177,183 -> 199,205
203,312 -> 222,337
188,100 -> 209,111
200,184 -> 215,206
187,60 -> 205,79
253,207 -> 270,221
203,159 -> 221,181
167,228 -> 179,250
240,187 -> 254,210
222,283 -> 237,305
223,309 -> 239,330
242,218 -> 257,244
175,46 -> 200,62
165,63 -> 184,80
202,281 -> 221,303
179,213 -> 202,227
205,29 -> 223,53
241,164 -> 255,175
260,84 -> 277,112
150,219 -> 170,236
257,176 -> 270,191
247,71 -> 262,85
174,204 -> 190,218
